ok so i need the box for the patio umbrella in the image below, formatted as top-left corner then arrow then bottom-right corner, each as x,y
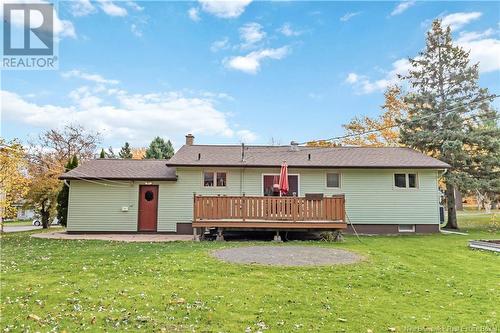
279,161 -> 289,196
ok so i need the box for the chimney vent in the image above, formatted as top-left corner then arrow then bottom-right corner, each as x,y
185,134 -> 195,146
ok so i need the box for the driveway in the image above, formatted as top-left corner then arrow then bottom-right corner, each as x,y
3,225 -> 42,233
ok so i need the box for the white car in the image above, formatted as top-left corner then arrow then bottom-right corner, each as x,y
32,217 -> 59,226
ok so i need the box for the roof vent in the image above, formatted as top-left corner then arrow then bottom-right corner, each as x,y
290,141 -> 300,152
308,153 -> 311,161
197,153 -> 201,160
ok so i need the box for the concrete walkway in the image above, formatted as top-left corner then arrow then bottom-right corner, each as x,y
31,231 -> 193,242
3,225 -> 42,233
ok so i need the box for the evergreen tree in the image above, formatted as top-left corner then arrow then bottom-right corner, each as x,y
56,156 -> 78,227
400,20 -> 496,229
99,148 -> 106,158
119,142 -> 133,159
144,137 -> 174,159
465,105 -> 500,212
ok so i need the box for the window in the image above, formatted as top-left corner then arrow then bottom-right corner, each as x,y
145,191 -> 154,201
394,173 -> 418,189
398,224 -> 415,233
326,173 -> 340,188
203,171 -> 226,187
216,172 -> 226,187
263,174 -> 299,196
408,173 -> 417,188
394,174 -> 406,188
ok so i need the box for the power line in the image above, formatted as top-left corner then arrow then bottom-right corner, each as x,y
299,94 -> 499,145
0,144 -> 132,188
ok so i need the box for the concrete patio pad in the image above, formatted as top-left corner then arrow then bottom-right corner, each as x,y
31,231 -> 193,242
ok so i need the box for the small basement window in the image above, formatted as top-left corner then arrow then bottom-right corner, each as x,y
398,224 -> 415,233
204,171 -> 227,187
326,173 -> 340,188
394,173 -> 418,189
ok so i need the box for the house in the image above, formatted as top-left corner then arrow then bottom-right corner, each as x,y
60,134 -> 450,236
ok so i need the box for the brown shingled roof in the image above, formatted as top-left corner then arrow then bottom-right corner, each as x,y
166,145 -> 450,169
60,159 -> 177,180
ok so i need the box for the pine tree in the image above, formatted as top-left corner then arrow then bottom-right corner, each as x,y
144,137 -> 174,159
56,156 -> 78,227
465,105 -> 500,212
400,20 -> 496,229
119,142 -> 133,159
99,148 -> 106,158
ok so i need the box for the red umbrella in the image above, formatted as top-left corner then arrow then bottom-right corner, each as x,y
279,161 -> 289,196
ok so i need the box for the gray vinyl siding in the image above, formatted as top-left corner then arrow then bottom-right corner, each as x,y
66,168 -> 441,232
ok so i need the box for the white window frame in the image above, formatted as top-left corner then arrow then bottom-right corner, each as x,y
202,170 -> 227,188
325,172 -> 342,189
393,172 -> 419,190
261,173 -> 300,196
398,224 -> 416,233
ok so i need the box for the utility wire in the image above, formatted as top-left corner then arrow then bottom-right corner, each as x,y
298,94 -> 499,146
0,144 -> 132,188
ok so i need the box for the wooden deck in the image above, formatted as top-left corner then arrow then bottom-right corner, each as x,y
192,195 -> 346,230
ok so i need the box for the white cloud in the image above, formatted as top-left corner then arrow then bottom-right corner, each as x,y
1,88 -> 257,145
130,23 -> 142,37
70,0 -> 96,17
236,130 -> 258,143
345,73 -> 359,84
457,29 -> 500,73
441,12 -> 482,31
279,23 -> 302,36
198,0 -> 252,19
97,0 -> 127,17
225,46 -> 290,74
125,1 -> 143,11
210,37 -> 230,52
239,22 -> 266,48
188,7 -> 201,21
1,0 -> 76,38
340,12 -> 361,22
390,1 -> 415,16
307,93 -> 323,101
346,58 -> 411,94
61,70 -> 120,85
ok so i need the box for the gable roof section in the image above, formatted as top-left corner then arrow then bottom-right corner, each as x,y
166,145 -> 450,169
60,159 -> 177,180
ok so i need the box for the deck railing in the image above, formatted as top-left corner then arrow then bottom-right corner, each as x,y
193,195 -> 345,223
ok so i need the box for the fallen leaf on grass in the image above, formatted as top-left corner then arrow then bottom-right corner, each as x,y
27,314 -> 41,321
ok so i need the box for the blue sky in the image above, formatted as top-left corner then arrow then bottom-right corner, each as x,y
2,0 -> 499,150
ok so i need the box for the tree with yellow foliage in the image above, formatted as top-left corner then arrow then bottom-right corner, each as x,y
341,86 -> 407,147
0,138 -> 29,232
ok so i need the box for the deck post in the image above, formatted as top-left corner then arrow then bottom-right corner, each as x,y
273,230 -> 282,242
242,193 -> 246,223
193,227 -> 200,241
193,192 -> 197,225
216,228 -> 225,241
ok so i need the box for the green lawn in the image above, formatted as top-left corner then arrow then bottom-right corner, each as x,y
1,215 -> 498,332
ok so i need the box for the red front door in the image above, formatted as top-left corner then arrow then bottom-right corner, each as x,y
138,185 -> 158,232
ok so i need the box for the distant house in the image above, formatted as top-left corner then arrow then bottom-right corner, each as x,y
60,134 -> 449,235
